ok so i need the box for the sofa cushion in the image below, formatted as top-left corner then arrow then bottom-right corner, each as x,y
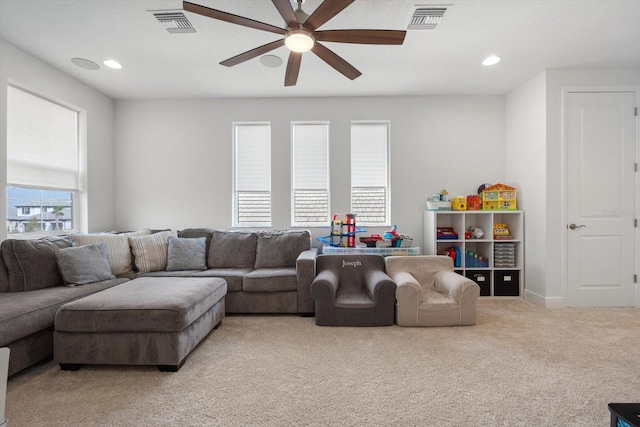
0,277 -> 128,346
55,243 -> 115,285
0,250 -> 10,293
166,236 -> 207,271
128,230 -> 177,274
254,230 -> 311,269
55,277 -> 227,333
1,235 -> 72,292
208,230 -> 257,269
193,268 -> 249,292
177,228 -> 214,259
243,268 -> 298,292
71,230 -> 151,276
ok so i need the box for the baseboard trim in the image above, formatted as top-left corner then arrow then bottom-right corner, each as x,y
524,290 -> 566,308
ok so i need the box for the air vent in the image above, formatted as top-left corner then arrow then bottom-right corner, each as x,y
408,7 -> 447,30
153,12 -> 195,34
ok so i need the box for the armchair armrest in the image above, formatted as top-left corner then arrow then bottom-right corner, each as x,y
310,269 -> 338,302
310,269 -> 339,325
435,271 -> 480,302
365,270 -> 396,299
296,248 -> 318,314
365,269 -> 396,326
389,271 -> 421,305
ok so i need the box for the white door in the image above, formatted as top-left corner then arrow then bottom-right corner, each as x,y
567,91 -> 636,307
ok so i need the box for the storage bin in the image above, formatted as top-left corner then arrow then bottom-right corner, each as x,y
494,270 -> 520,296
465,270 -> 490,296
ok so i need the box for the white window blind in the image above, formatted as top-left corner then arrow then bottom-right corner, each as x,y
292,123 -> 329,225
351,122 -> 390,225
233,123 -> 271,226
7,86 -> 79,190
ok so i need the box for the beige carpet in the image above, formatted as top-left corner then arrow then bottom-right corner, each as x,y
5,299 -> 640,426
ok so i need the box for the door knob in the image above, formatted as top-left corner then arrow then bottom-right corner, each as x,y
568,223 -> 586,230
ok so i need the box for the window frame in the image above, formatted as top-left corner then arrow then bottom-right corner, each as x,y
290,121 -> 331,227
350,120 -> 391,227
5,84 -> 84,239
232,121 -> 272,228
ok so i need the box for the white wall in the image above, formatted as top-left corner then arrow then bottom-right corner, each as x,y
505,71 -> 547,303
115,95 -> 505,248
0,39 -> 116,239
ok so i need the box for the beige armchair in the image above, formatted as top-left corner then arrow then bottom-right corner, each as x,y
384,256 -> 480,327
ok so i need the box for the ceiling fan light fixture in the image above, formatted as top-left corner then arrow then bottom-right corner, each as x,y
285,29 -> 314,53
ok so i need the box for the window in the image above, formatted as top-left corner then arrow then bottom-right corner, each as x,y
6,85 -> 79,235
350,121 -> 390,225
291,122 -> 330,226
233,122 -> 271,227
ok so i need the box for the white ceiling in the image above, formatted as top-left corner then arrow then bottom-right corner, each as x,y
1,0 -> 639,100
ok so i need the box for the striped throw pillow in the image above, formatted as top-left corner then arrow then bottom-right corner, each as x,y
128,230 -> 177,274
71,230 -> 151,276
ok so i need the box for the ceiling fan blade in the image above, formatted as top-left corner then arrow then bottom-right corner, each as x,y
311,42 -> 361,80
304,0 -> 355,31
220,39 -> 285,67
183,1 -> 286,35
284,52 -> 302,86
271,0 -> 299,29
315,29 -> 406,45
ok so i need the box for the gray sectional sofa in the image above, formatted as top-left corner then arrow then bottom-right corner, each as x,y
0,228 -> 317,376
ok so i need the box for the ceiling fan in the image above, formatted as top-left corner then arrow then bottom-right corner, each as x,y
182,0 -> 407,86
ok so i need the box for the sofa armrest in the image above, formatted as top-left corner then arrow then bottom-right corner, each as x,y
296,248 -> 318,314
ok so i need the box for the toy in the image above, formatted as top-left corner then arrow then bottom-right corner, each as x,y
481,183 -> 517,210
437,227 -> 458,240
493,223 -> 512,239
426,189 -> 451,211
359,234 -> 384,247
451,196 -> 467,211
466,195 -> 481,210
465,250 -> 489,267
317,213 -> 366,247
383,224 -> 398,239
466,226 -> 484,239
441,246 -> 461,267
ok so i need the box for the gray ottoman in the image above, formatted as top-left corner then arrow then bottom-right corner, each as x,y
54,277 -> 226,372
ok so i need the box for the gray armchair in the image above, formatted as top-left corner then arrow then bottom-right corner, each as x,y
385,255 -> 480,327
310,254 -> 396,326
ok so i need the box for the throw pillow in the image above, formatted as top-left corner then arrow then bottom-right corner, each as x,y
166,236 -> 207,271
70,230 -> 151,276
128,230 -> 177,274
55,243 -> 115,285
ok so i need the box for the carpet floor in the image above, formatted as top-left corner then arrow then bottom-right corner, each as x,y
5,299 -> 640,426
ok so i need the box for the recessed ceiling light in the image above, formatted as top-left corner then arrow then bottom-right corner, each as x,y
71,57 -> 100,70
260,55 -> 283,68
482,55 -> 501,66
103,59 -> 123,69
